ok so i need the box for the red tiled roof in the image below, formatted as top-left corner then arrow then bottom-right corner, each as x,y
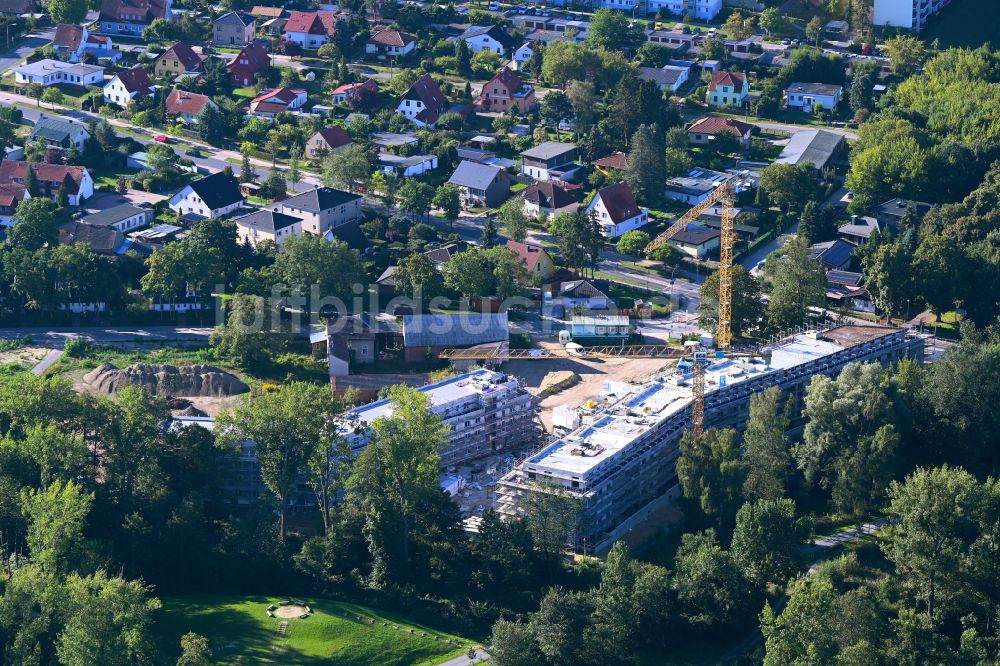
250,5 -> 282,17
251,86 -> 304,105
488,66 -> 523,92
114,65 -> 154,94
53,23 -> 84,51
333,78 -> 378,95
367,29 -> 415,47
592,152 -> 627,170
521,180 -> 576,210
227,39 -> 269,80
166,89 -> 212,116
314,126 -> 352,150
160,42 -> 205,71
0,161 -> 87,195
595,182 -> 641,224
506,240 -> 551,273
687,116 -> 755,137
0,183 -> 26,208
99,0 -> 168,23
284,10 -> 336,36
709,70 -> 746,92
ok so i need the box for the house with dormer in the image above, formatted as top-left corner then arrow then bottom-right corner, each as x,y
99,0 -> 171,36
395,74 -> 448,128
0,161 -> 93,206
282,10 -> 336,48
154,42 -> 205,79
103,65 -> 155,107
477,67 -> 536,113
586,182 -> 648,238
365,29 -> 416,59
227,39 -> 269,86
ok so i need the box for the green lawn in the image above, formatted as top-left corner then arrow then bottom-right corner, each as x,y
924,0 -> 999,48
155,595 -> 469,666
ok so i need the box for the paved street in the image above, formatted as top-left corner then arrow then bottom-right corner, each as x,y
0,326 -> 215,345
0,27 -> 55,75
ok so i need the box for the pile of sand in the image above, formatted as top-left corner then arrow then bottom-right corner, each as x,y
81,363 -> 249,397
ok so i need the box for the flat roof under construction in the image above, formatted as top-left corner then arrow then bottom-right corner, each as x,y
523,327 -> 896,482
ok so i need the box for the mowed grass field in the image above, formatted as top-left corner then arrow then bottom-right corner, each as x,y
155,595 -> 470,665
924,0 -> 1000,48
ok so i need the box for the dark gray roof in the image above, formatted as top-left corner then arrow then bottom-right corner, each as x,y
214,10 -> 253,25
29,117 -> 87,143
638,65 -> 687,86
786,81 -> 843,97
460,24 -> 516,48
379,153 -> 436,168
520,141 -> 576,160
326,220 -> 369,250
826,270 -> 863,287
874,198 -> 932,224
188,172 -> 244,210
402,312 -> 509,348
776,129 -> 844,169
670,225 -> 720,246
810,239 -> 854,269
280,186 -> 361,213
233,209 -> 301,233
81,203 -> 148,227
448,160 -> 504,189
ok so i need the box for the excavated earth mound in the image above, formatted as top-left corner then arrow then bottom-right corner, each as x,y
81,363 -> 249,397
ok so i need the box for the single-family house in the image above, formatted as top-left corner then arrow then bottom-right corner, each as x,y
395,73 -> 448,128
686,116 -> 755,147
707,70 -> 748,108
506,240 -> 556,280
282,10 -> 336,48
103,66 -> 155,107
809,239 -> 855,271
459,24 -> 516,55
520,141 -> 577,182
52,24 -> 115,63
365,29 -> 416,59
785,82 -> 843,112
521,180 -> 578,217
559,280 -> 610,310
332,78 -> 378,104
447,160 -> 510,208
774,129 -> 845,171
227,39 -> 270,87
667,224 -> 721,258
477,67 -> 535,113
401,312 -> 509,362
248,86 -> 307,118
80,203 -> 152,232
168,172 -> 244,219
154,42 -> 205,79
513,42 -> 534,68
29,117 -> 90,152
664,170 -> 735,205
378,153 -> 438,177
99,0 -> 171,36
306,125 -> 353,158
271,187 -> 362,235
15,59 -> 104,87
592,152 -> 628,175
0,184 -> 28,226
568,315 -> 631,340
0,161 -> 93,205
637,64 -> 689,92
586,182 -> 648,238
233,209 -> 302,248
59,221 -> 127,257
874,198 -> 931,229
213,11 -> 256,47
165,89 -> 217,124
838,215 -> 884,245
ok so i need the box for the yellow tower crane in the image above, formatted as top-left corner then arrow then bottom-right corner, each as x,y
645,182 -> 736,350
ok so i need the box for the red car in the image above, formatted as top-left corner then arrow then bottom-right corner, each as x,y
153,135 -> 169,143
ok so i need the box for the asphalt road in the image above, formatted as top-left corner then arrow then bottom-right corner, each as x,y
0,326 -> 215,345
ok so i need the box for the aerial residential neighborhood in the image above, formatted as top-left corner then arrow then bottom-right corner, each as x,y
0,0 -> 993,663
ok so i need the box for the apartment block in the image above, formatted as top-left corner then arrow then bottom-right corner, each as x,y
874,0 -> 954,31
496,326 -> 923,552
338,369 -> 539,467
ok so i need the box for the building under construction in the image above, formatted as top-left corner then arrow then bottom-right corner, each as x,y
337,368 -> 539,467
495,326 -> 923,552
